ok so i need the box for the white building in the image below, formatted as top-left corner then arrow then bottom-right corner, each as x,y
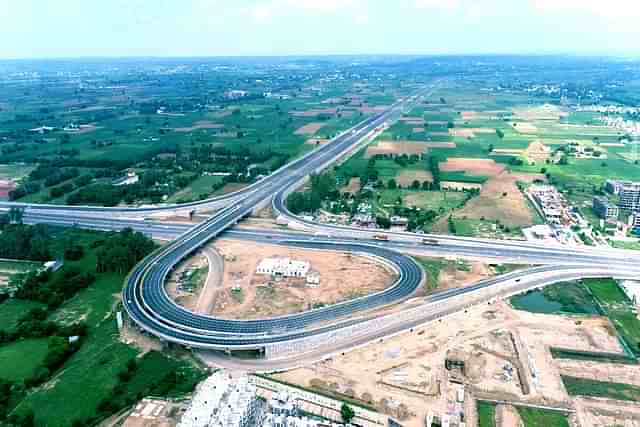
112,170 -> 139,186
256,258 -> 310,278
179,372 -> 262,427
619,280 -> 640,306
262,414 -> 346,427
306,272 -> 321,287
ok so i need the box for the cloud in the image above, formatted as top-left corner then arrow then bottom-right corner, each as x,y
531,0 -> 640,19
412,0 -> 461,10
246,0 -> 364,23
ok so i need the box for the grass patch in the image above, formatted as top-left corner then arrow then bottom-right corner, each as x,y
610,240 -> 640,251
413,257 -> 448,291
477,401 -> 497,427
166,175 -> 224,203
8,228 -> 206,426
562,375 -> 640,402
585,279 -> 640,356
0,299 -> 46,333
515,406 -> 570,427
0,339 -> 49,382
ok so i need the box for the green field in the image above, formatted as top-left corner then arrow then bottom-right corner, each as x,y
610,240 -> 640,251
166,174 -> 224,203
515,406 -> 570,427
0,339 -> 49,382
584,279 -> 640,356
378,189 -> 468,212
4,228 -> 206,426
0,299 -> 46,333
562,375 -> 640,402
476,401 -> 497,427
0,164 -> 35,180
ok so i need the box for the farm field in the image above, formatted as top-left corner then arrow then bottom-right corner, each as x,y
0,339 -> 50,382
0,226 -> 206,426
0,58 -> 416,207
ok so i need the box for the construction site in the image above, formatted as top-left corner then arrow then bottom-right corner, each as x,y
165,238 -> 397,319
270,297 -> 638,427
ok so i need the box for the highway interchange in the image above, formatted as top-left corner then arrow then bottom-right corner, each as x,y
5,86 -> 640,360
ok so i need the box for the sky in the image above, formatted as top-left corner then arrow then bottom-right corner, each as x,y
1,0 -> 639,59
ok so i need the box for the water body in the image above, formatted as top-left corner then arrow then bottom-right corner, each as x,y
511,290 -> 564,314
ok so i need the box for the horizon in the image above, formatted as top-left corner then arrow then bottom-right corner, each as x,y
2,0 -> 640,60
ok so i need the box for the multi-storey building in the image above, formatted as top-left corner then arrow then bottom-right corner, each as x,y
592,196 -> 620,221
618,182 -> 640,212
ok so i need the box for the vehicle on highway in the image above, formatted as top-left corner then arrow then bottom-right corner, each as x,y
422,238 -> 439,245
373,234 -> 389,241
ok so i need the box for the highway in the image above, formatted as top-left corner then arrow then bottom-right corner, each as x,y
8,83 -> 640,358
20,211 -> 640,269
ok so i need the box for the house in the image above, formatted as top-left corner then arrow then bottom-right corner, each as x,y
43,259 -> 64,272
256,258 -> 310,278
390,216 -> 409,231
226,90 -> 248,99
306,272 -> 321,287
28,126 -> 56,134
112,171 -> 139,186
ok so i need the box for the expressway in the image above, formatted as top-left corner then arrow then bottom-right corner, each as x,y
7,84 -> 640,358
20,211 -> 640,269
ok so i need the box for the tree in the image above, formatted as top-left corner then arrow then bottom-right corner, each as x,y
387,179 -> 397,190
376,216 -> 391,229
411,180 -> 421,190
496,129 -> 505,139
8,207 -> 24,224
341,403 -> 355,424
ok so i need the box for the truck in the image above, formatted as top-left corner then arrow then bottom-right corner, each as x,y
373,234 -> 389,241
422,238 -> 439,245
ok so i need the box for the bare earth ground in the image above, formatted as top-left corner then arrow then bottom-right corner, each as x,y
524,140 -> 551,163
395,170 -> 433,187
290,108 -> 337,118
450,172 -> 544,228
496,404 -> 522,427
364,141 -> 430,158
342,177 -> 362,194
574,397 -> 640,427
513,105 -> 568,121
510,122 -> 539,134
439,158 -> 506,177
215,182 -> 248,195
165,252 -> 209,311
173,120 -> 224,132
121,398 -> 181,427
440,181 -> 483,191
305,138 -> 330,146
399,117 -> 426,125
207,240 -> 396,319
436,262 -> 490,292
273,300 -> 624,427
295,122 -> 326,135
65,124 -> 101,134
556,359 -> 640,388
449,128 -> 496,138
358,105 -> 390,114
